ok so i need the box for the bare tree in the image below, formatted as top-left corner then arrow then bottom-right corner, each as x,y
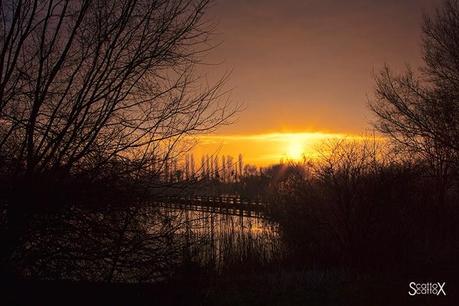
0,0 -> 236,179
0,0 -> 240,279
370,0 -> 459,202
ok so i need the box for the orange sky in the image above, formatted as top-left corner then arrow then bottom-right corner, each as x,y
191,132 -> 383,166
192,132 -> 342,166
193,0 -> 443,165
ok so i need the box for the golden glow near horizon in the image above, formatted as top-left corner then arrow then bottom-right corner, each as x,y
287,141 -> 304,160
192,132 -> 366,166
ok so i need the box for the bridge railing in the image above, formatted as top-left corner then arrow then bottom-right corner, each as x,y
161,195 -> 268,208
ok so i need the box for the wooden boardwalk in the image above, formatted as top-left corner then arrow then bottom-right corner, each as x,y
156,195 -> 269,218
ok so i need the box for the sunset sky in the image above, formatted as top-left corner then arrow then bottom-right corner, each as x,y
194,0 -> 443,165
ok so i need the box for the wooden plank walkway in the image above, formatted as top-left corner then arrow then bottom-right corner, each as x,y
155,195 -> 269,218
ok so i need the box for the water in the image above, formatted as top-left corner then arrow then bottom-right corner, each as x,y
20,204 -> 282,282
154,207 -> 281,274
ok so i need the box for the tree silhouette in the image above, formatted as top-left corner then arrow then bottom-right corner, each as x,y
370,0 -> 459,203
0,0 -> 238,279
0,0 -> 236,179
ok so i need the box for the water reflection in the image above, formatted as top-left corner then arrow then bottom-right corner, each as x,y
21,204 -> 281,282
157,207 -> 281,273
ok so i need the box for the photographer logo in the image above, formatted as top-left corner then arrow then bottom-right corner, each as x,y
408,282 -> 446,296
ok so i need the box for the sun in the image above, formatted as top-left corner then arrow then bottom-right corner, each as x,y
287,141 -> 304,160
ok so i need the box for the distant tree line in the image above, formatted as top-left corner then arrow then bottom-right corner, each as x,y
161,152 -> 265,183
